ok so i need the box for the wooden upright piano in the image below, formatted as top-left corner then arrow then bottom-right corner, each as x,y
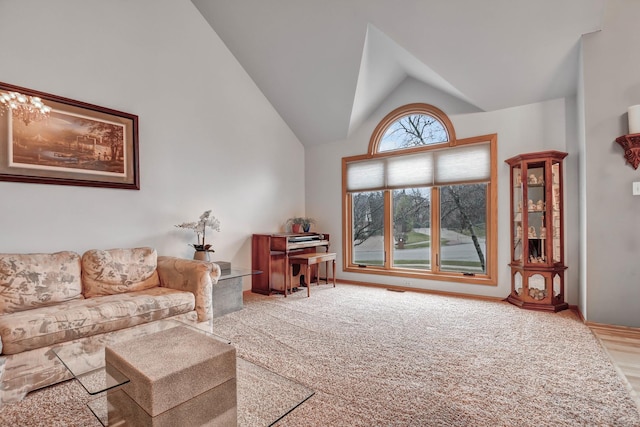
251,232 -> 330,295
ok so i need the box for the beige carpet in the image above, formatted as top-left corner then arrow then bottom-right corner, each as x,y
1,283 -> 639,426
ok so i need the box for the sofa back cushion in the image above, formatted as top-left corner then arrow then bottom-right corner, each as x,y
0,251 -> 83,315
82,247 -> 160,298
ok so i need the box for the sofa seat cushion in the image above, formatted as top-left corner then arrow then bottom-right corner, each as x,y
0,287 -> 195,355
82,247 -> 160,298
0,251 -> 84,315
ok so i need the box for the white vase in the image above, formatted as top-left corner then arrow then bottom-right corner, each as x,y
193,251 -> 210,261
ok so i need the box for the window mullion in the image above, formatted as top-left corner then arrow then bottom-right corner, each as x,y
383,190 -> 392,269
431,187 -> 440,273
344,193 -> 353,268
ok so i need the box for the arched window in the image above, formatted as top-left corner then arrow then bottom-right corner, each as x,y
374,104 -> 454,152
342,103 -> 497,285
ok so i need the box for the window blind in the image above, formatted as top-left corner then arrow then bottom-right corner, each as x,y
386,153 -> 434,187
345,159 -> 385,191
433,143 -> 490,184
346,142 -> 490,192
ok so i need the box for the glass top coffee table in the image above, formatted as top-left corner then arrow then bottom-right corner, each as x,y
53,318 -> 313,426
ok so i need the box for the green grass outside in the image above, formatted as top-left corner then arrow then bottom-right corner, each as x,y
398,231 -> 450,248
404,231 -> 429,244
455,225 -> 487,239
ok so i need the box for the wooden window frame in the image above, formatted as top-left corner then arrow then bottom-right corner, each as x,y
342,103 -> 498,286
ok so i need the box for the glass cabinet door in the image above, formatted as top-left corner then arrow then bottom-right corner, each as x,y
525,163 -> 546,264
551,162 -> 561,263
512,166 -> 523,263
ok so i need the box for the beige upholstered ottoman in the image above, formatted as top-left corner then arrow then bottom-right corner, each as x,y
105,326 -> 237,425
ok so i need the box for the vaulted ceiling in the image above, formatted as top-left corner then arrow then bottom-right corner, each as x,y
192,0 -> 604,147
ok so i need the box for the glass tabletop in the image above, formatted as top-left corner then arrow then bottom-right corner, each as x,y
53,317 -> 314,425
52,318 -> 229,395
218,268 -> 262,280
87,357 -> 314,427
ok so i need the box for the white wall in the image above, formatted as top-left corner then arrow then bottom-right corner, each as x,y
307,77 -> 578,301
0,0 -> 305,290
581,0 -> 640,327
564,96 -> 582,308
577,40 -> 589,319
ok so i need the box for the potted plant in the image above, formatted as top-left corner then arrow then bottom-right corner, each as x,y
175,210 -> 221,261
287,217 -> 315,233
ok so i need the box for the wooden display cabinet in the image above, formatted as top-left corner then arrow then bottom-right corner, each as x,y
506,151 -> 568,312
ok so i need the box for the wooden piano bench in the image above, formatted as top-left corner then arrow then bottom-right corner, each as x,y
287,252 -> 336,297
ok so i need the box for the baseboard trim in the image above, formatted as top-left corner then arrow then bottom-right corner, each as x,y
568,304 -> 584,322
337,278 -> 505,303
586,321 -> 640,338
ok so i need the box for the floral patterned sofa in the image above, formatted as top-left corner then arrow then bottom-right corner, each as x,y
0,247 -> 221,405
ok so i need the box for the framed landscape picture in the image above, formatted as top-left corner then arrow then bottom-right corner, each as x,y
0,81 -> 139,190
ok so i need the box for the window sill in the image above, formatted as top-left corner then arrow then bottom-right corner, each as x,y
344,265 -> 497,286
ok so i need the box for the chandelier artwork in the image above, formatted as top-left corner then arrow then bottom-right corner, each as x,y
0,90 -> 51,126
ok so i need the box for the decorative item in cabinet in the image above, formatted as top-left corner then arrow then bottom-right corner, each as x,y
506,150 -> 568,312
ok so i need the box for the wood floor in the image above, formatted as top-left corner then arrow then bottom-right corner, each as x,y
589,323 -> 640,410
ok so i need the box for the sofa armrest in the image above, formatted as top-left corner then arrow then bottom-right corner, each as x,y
156,256 -> 221,322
